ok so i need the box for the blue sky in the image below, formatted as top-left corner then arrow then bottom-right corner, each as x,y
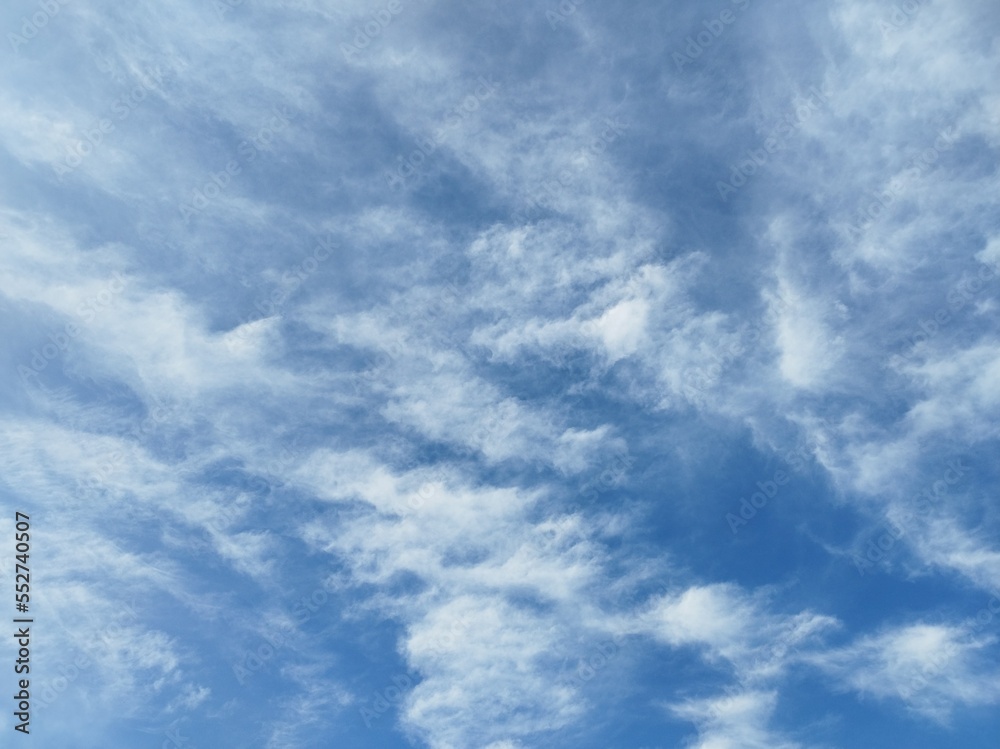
1,0 -> 999,747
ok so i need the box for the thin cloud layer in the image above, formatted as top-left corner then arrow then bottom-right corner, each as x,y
0,1 -> 998,748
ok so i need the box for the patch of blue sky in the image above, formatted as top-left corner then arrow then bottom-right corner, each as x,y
1,0 -> 999,747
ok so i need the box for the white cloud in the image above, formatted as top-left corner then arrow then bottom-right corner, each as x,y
807,623 -> 1000,721
1,0 -> 998,746
633,584 -> 838,683
669,691 -> 803,749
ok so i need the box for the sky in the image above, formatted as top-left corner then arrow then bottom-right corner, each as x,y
0,0 -> 999,747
